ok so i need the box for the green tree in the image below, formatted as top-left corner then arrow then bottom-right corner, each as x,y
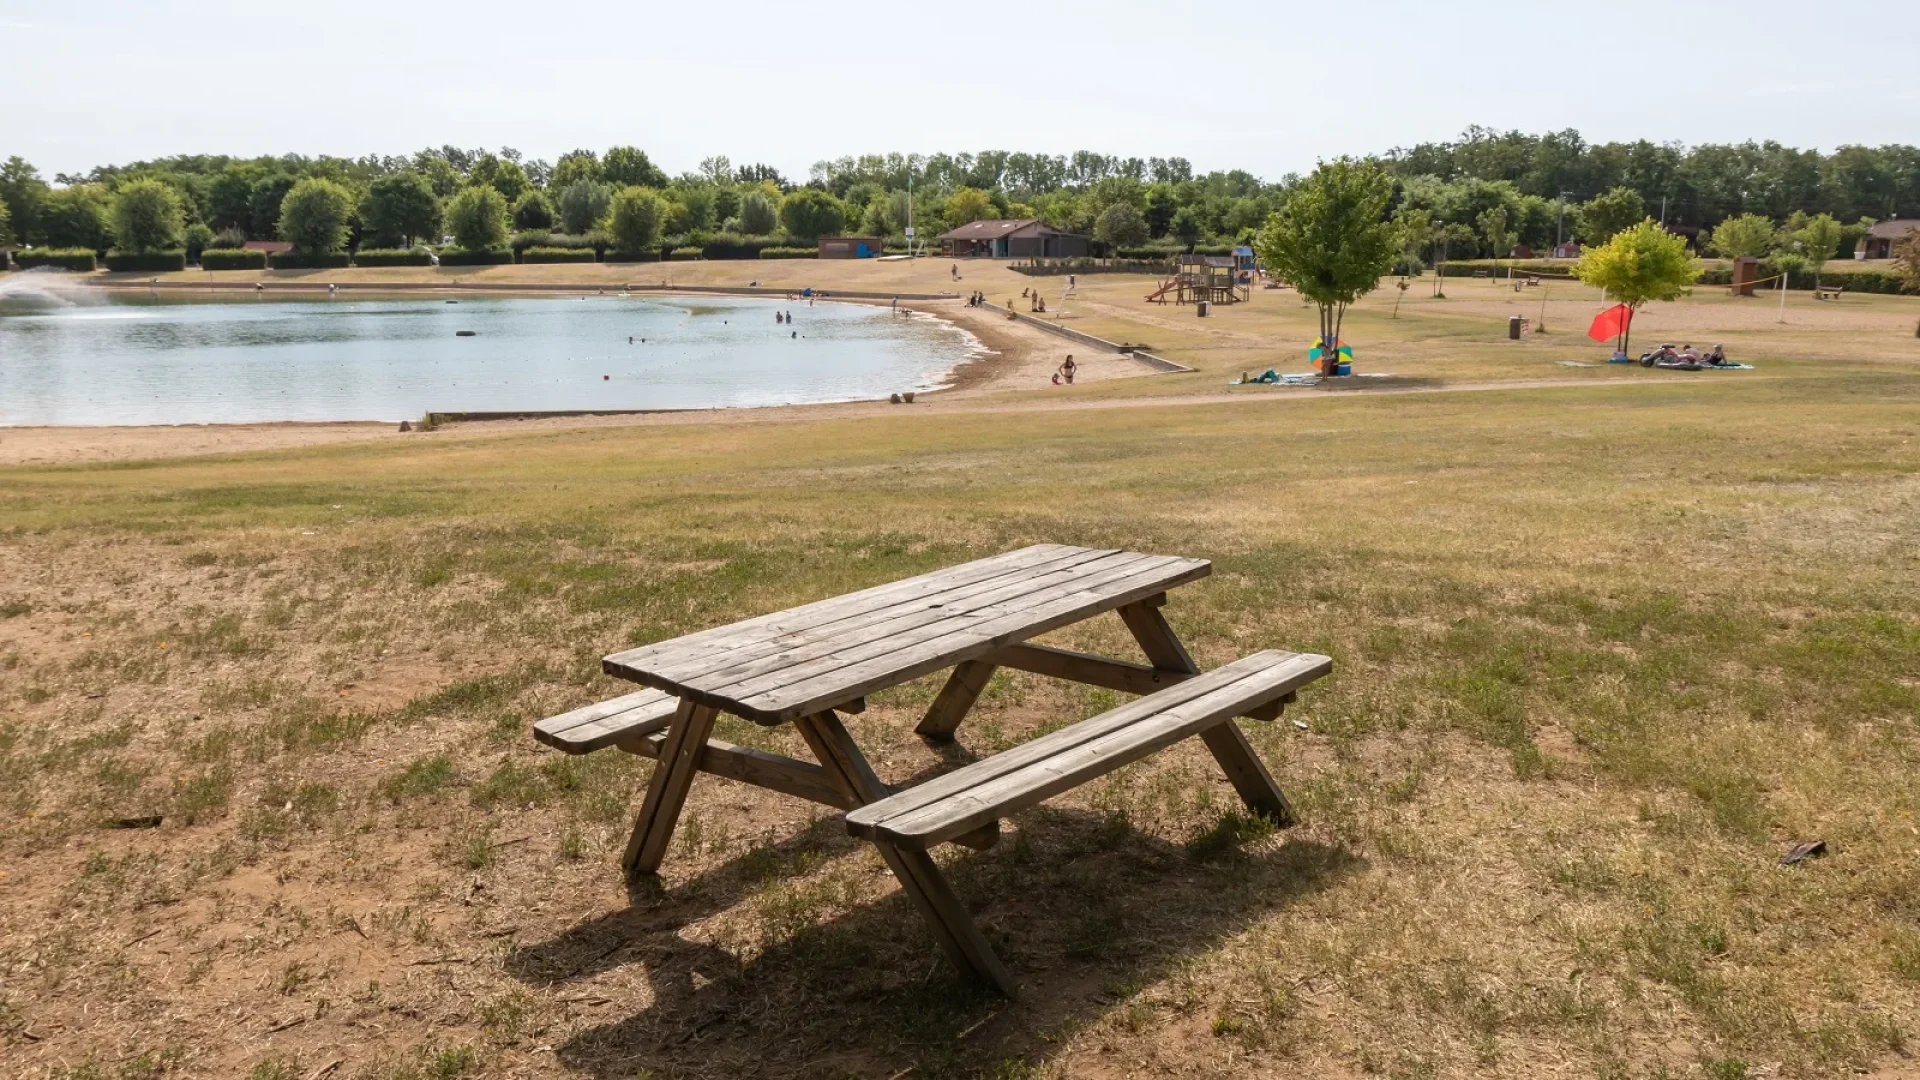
183,222 -> 215,261
1477,206 -> 1514,260
489,159 -> 530,202
418,156 -> 461,198
944,187 -> 992,225
550,150 -> 601,190
1791,212 -> 1843,285
249,174 -> 298,239
778,188 -> 843,241
606,186 -> 666,253
1704,213 -> 1775,258
860,194 -> 896,237
1574,220 -> 1698,354
276,178 -> 354,255
1253,158 -> 1399,362
675,184 -> 716,232
1393,207 -> 1434,274
602,146 -> 667,189
1093,202 -> 1149,248
108,178 -> 186,253
555,180 -> 612,235
737,190 -> 778,235
0,198 -> 12,249
360,172 -> 441,248
512,190 -> 554,231
443,185 -> 510,251
1169,206 -> 1202,247
205,166 -> 257,233
1578,186 -> 1648,244
1144,184 -> 1177,238
40,184 -> 114,250
1892,230 -> 1920,295
0,156 -> 49,245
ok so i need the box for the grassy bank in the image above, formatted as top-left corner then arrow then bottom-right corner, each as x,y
4,364 -> 1919,1078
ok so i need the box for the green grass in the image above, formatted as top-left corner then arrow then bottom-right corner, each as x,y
0,362 -> 1916,1078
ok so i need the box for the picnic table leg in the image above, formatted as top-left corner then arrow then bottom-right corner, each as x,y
622,698 -> 718,877
915,659 -> 997,742
794,710 -> 1017,996
1118,597 -> 1295,825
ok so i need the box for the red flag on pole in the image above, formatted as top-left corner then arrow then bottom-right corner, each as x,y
1587,303 -> 1632,343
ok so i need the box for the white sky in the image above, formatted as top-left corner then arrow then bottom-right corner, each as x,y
6,0 -> 1918,182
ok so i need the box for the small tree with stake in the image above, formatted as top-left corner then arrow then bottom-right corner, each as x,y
1574,219 -> 1698,356
1254,159 -> 1398,368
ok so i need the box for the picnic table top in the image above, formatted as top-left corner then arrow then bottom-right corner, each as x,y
603,544 -> 1211,724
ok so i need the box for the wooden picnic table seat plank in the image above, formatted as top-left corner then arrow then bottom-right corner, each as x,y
614,546 -> 1126,692
717,555 -> 1210,721
533,688 -> 680,753
608,545 -> 1106,676
847,650 -> 1331,849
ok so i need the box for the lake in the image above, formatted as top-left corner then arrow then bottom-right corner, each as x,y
0,288 -> 980,425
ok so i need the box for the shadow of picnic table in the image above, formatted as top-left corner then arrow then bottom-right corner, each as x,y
506,792 -> 1362,1080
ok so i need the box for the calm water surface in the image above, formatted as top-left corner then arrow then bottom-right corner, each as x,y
0,289 -> 978,425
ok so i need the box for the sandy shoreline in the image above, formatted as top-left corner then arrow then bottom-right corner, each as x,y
0,291 -> 1155,466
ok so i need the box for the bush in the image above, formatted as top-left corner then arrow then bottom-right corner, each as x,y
601,250 -> 661,263
519,246 -> 598,264
268,251 -> 351,269
699,234 -> 777,260
352,247 -> 433,267
15,248 -> 98,271
759,246 -> 817,259
104,250 -> 187,272
511,231 -> 601,255
445,186 -> 512,252
669,246 -> 702,261
436,246 -> 513,266
277,178 -> 355,259
607,187 -> 666,254
200,248 -> 268,270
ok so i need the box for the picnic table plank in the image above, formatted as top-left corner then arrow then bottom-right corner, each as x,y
845,651 -> 1325,839
616,546 -> 1126,694
533,688 -> 678,753
851,651 -> 1330,848
607,550 -> 1208,722
609,545 -> 1106,675
733,556 -> 1209,720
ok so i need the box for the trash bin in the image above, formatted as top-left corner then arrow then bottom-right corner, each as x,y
1508,315 -> 1522,340
1197,300 -> 1210,317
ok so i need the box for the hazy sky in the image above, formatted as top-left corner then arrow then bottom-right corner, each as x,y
6,0 -> 1918,182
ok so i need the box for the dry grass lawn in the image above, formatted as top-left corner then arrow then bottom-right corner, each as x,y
3,265 -> 1919,1080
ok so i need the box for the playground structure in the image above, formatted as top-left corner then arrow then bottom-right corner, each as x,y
1145,254 -> 1251,305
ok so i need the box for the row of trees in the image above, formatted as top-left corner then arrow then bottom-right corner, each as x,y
1385,127 -> 1920,227
4,130 -> 1916,260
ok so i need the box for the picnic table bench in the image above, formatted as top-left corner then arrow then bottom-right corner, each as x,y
533,544 -> 1331,994
1813,284 -> 1844,301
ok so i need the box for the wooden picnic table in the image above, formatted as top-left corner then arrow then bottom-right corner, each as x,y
541,543 -> 1331,993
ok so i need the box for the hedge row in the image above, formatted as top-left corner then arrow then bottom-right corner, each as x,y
15,248 -> 98,271
199,248 -> 268,270
759,247 -> 817,259
352,248 -> 434,267
520,246 -> 597,264
268,252 -> 352,269
437,247 -> 513,266
1437,257 -> 1911,294
600,251 -> 660,264
669,247 -> 702,261
105,251 -> 188,272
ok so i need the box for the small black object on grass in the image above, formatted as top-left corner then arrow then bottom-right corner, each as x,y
455,330 -> 476,337
1780,839 -> 1827,866
106,815 -> 163,829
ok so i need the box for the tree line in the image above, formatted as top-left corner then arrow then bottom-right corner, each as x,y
1,129 -> 1915,262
